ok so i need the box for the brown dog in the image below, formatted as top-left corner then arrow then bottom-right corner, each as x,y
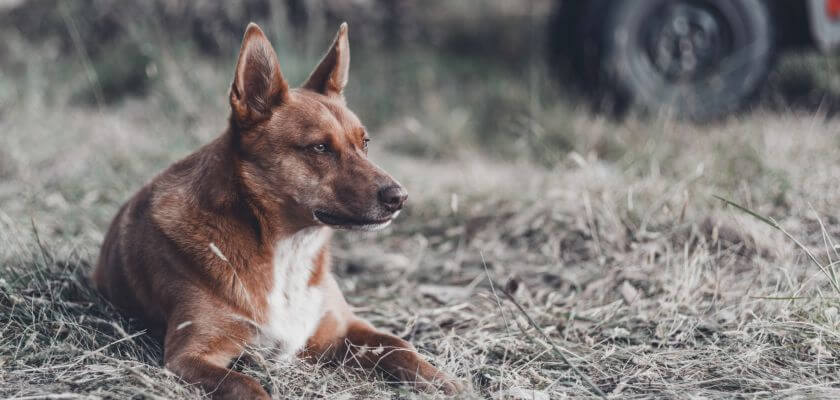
93,22 -> 459,399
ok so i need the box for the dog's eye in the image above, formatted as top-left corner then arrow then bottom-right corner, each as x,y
363,138 -> 370,150
311,144 -> 328,153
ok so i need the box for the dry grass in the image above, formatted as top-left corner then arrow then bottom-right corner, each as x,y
2,101 -> 840,399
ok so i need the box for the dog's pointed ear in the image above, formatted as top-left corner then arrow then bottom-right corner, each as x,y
302,22 -> 350,97
230,23 -> 289,125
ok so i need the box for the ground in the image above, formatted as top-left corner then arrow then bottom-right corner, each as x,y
3,103 -> 840,399
2,4 -> 840,399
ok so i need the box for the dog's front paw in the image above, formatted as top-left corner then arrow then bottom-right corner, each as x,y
212,376 -> 271,400
439,377 -> 465,396
413,373 -> 465,396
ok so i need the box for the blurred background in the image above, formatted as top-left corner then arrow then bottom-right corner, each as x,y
3,0 -> 840,161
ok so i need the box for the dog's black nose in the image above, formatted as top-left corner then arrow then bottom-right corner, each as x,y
378,185 -> 407,211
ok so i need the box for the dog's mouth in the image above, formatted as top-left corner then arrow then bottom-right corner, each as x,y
313,210 -> 396,231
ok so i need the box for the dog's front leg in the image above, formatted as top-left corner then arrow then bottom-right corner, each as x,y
163,308 -> 269,400
305,275 -> 461,394
338,319 -> 462,395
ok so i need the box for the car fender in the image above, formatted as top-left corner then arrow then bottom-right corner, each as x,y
808,0 -> 840,51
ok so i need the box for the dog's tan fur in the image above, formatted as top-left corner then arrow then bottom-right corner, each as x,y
93,23 -> 459,399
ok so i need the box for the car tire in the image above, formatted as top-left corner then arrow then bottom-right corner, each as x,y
601,0 -> 774,120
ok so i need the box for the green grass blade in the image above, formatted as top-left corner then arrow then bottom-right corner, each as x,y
712,195 -> 779,230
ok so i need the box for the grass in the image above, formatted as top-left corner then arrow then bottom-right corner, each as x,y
2,2 -> 840,399
3,105 -> 840,399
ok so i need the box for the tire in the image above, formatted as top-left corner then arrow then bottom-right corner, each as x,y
601,0 -> 774,120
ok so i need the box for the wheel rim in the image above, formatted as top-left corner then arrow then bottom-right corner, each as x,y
643,1 -> 733,83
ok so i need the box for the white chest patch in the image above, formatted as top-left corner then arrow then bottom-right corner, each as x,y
258,227 -> 329,357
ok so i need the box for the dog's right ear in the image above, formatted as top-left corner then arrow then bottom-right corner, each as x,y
230,23 -> 289,126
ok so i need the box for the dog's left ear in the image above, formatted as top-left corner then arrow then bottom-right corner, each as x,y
302,23 -> 350,97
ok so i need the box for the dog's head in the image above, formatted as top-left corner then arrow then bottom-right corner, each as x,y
229,23 -> 405,231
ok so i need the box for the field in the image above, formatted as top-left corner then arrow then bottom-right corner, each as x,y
2,2 -> 840,399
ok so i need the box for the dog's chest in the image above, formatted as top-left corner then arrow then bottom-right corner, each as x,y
258,227 -> 328,356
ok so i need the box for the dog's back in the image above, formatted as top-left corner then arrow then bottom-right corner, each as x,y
94,185 -> 163,327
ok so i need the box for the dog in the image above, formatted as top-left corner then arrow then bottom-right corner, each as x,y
93,22 -> 460,399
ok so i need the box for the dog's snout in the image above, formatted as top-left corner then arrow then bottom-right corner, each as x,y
378,185 -> 407,211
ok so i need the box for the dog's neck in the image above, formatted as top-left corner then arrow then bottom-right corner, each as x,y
188,129 -> 320,247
